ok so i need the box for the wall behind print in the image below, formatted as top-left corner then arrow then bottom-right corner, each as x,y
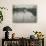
0,0 -> 46,46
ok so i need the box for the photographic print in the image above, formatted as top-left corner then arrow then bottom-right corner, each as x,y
13,5 -> 37,23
